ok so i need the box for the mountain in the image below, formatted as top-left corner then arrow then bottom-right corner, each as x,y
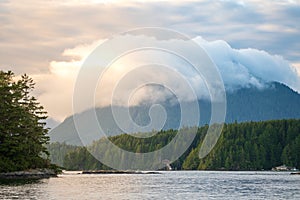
49,82 -> 300,145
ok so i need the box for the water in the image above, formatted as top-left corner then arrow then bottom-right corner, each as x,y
1,171 -> 300,199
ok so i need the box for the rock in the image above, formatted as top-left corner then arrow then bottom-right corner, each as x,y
0,168 -> 57,180
290,172 -> 300,175
82,170 -> 161,174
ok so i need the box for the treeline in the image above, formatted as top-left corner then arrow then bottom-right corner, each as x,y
0,71 -> 51,172
185,119 -> 300,170
49,128 -> 205,170
48,119 -> 300,170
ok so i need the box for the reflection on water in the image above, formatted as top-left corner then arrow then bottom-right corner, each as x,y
0,171 -> 300,199
0,178 -> 45,199
0,178 -> 41,186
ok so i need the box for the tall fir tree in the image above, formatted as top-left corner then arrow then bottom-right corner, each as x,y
0,70 -> 50,172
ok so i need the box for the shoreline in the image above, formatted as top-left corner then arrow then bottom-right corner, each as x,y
0,169 -> 57,180
81,170 -> 160,175
60,169 -> 300,176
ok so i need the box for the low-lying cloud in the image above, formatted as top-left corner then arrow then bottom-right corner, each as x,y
195,37 -> 300,92
35,35 -> 300,123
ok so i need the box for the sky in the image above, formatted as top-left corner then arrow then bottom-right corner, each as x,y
1,0 -> 300,126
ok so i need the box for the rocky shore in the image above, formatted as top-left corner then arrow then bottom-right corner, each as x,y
291,172 -> 300,175
82,170 -> 160,174
0,169 -> 57,180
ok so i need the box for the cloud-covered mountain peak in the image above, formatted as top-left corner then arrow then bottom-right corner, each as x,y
193,36 -> 300,93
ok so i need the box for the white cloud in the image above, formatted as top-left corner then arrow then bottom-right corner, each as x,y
32,64 -> 79,122
62,40 -> 106,59
35,35 -> 300,123
1,0 -> 300,82
195,37 -> 300,92
293,63 -> 300,76
30,40 -> 107,122
1,0 -> 299,128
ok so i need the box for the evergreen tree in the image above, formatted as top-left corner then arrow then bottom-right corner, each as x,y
0,70 -> 50,172
47,119 -> 300,171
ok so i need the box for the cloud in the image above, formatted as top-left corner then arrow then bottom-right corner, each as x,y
1,0 -> 300,76
31,39 -> 105,122
1,0 -> 300,123
293,63 -> 300,76
37,35 -> 299,123
195,37 -> 300,92
32,61 -> 79,122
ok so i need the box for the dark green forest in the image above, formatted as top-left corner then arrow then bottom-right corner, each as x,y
48,119 -> 300,171
2,69 -> 299,173
0,71 -> 51,172
50,82 -> 300,146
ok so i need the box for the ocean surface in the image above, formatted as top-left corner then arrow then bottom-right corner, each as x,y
1,171 -> 300,199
